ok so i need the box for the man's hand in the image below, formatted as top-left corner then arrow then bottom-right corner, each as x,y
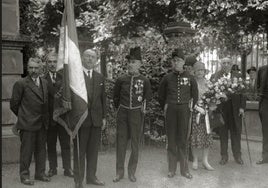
239,108 -> 245,117
102,119 -> 106,131
12,125 -> 20,136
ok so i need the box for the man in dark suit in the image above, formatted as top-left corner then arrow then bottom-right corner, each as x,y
113,47 -> 152,183
10,57 -> 51,186
158,49 -> 198,179
256,65 -> 268,164
73,49 -> 106,188
210,58 -> 246,165
44,51 -> 73,177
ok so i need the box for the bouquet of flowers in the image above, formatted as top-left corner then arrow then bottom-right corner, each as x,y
196,76 -> 245,134
200,76 -> 245,108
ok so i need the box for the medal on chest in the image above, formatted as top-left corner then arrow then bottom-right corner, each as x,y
179,77 -> 190,86
134,79 -> 144,102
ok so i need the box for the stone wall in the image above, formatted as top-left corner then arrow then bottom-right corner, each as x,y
2,0 -> 28,163
2,0 -> 19,36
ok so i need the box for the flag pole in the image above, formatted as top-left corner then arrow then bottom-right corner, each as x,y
76,133 -> 82,186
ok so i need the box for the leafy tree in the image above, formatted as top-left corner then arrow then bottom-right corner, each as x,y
179,0 -> 268,55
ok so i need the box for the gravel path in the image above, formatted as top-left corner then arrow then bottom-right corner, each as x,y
2,140 -> 268,188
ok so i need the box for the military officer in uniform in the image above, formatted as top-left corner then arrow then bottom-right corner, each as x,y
158,49 -> 198,179
256,65 -> 268,164
113,47 -> 152,183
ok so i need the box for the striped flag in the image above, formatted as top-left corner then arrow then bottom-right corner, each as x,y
53,0 -> 88,139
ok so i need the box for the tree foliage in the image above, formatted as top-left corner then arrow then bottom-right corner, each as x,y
179,0 -> 268,55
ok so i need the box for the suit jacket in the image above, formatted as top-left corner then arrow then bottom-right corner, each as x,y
43,72 -> 62,127
10,75 -> 49,131
210,70 -> 246,133
257,65 -> 268,100
83,70 -> 106,127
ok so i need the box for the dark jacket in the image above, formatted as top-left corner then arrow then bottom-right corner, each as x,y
113,74 -> 152,109
257,65 -> 268,100
43,72 -> 59,127
10,75 -> 49,131
158,71 -> 198,109
210,71 -> 246,133
83,70 -> 107,127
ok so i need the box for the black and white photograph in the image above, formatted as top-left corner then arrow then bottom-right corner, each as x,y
2,0 -> 268,187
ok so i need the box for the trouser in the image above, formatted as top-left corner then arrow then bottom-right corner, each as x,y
260,98 -> 268,160
47,123 -> 71,170
19,127 -> 47,180
166,104 -> 190,175
220,100 -> 241,159
116,107 -> 142,177
73,124 -> 101,183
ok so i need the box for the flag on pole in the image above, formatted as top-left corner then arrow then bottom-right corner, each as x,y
53,0 -> 88,139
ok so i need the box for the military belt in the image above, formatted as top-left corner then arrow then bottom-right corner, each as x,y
119,104 -> 142,110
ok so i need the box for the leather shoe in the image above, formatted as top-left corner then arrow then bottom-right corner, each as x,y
181,172 -> 193,179
87,178 -> 105,186
35,175 -> 51,182
167,172 -> 175,178
219,157 -> 228,165
113,174 -> 123,182
48,169 -> 57,177
256,159 -> 268,165
235,157 -> 244,165
75,182 -> 83,188
128,174 -> 136,182
21,178 -> 34,186
64,169 -> 74,177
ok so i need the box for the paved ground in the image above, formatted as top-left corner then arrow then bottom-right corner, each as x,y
2,139 -> 268,188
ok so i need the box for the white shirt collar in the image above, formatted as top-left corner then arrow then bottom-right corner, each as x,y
83,67 -> 93,77
31,76 -> 40,86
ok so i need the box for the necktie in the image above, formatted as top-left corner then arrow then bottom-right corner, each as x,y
34,78 -> 39,87
52,73 -> 56,83
88,70 -> 92,79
